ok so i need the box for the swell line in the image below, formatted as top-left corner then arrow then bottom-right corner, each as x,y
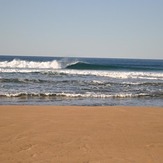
66,62 -> 163,71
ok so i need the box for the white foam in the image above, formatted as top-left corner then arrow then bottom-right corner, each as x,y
0,59 -> 61,69
0,92 -> 149,98
91,80 -> 104,84
1,68 -> 163,80
56,70 -> 163,80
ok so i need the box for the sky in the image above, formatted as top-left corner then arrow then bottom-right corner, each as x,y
0,0 -> 163,59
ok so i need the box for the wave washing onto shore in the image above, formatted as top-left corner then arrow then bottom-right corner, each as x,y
1,92 -> 162,98
0,56 -> 163,106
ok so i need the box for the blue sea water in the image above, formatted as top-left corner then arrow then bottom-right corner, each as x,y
0,55 -> 163,106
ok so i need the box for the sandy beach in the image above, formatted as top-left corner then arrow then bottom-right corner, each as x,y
0,106 -> 163,163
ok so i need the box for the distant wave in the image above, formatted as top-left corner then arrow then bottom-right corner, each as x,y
66,61 -> 112,70
1,59 -> 163,71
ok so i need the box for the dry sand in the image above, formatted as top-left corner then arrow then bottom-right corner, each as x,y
0,106 -> 163,163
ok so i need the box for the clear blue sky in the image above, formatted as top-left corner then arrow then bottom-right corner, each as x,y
0,0 -> 163,59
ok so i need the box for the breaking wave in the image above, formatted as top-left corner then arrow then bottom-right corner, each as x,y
1,59 -> 163,71
0,58 -> 163,82
0,59 -> 61,69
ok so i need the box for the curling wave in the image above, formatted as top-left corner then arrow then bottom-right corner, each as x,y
66,61 -> 163,71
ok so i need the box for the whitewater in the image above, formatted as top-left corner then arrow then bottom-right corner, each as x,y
0,55 -> 163,106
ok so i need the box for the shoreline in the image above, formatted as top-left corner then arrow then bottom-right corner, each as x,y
0,106 -> 163,162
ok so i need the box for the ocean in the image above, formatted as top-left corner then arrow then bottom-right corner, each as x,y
0,55 -> 163,106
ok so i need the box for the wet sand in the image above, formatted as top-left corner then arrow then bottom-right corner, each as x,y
0,106 -> 163,163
